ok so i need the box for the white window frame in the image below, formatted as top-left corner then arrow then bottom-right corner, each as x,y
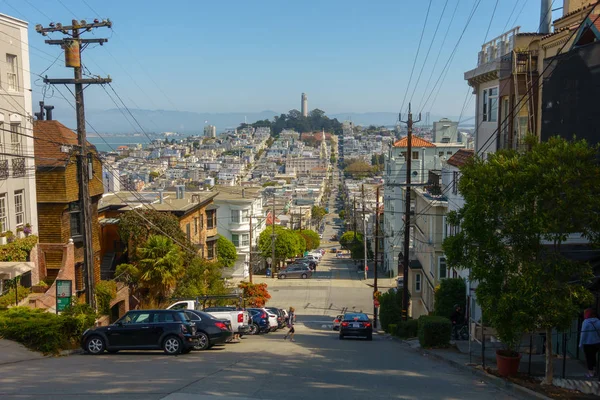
482,87 -> 498,122
241,209 -> 250,223
14,189 -> 23,227
241,233 -> 250,246
9,123 -> 21,155
438,256 -> 447,280
231,209 -> 240,224
6,54 -> 18,92
415,273 -> 421,292
0,193 -> 6,231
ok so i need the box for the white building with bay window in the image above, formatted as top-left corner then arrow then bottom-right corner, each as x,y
0,14 -> 37,235
214,186 -> 265,278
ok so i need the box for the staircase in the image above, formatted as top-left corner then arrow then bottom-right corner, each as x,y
100,252 -> 116,280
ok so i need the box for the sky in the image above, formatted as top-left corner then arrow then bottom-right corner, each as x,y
4,0 -> 561,118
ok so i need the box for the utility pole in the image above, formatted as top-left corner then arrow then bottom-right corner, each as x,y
374,185 -> 380,328
271,194 -> 276,279
353,196 -> 357,240
37,19 -> 112,309
249,214 -> 253,283
362,184 -> 367,280
399,103 -> 421,321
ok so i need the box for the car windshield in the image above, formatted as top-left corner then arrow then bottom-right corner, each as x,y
344,313 -> 369,321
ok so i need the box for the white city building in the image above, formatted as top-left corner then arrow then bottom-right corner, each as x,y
214,187 -> 265,278
0,14 -> 37,236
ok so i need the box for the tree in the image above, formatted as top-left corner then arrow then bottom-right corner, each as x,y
344,160 -> 375,178
299,230 -> 320,251
339,210 -> 346,220
137,235 -> 185,306
173,257 -> 227,299
238,281 -> 271,307
340,231 -> 362,249
311,206 -> 327,226
443,136 -> 600,385
258,226 -> 304,267
216,236 -> 237,268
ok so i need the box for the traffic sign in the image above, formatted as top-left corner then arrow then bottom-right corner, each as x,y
266,257 -> 272,264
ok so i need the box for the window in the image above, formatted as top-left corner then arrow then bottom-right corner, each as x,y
439,257 -> 447,279
207,242 -> 215,259
231,234 -> 240,247
412,151 -> 419,160
241,233 -> 250,246
439,151 -> 444,157
482,87 -> 498,122
241,209 -> 249,223
131,312 -> 151,324
452,171 -> 459,195
6,55 -> 17,91
415,273 -> 421,292
14,190 -> 23,227
186,223 -> 191,241
231,210 -> 240,223
69,202 -> 82,238
153,312 -> 175,323
0,193 -> 6,231
10,124 -> 21,154
447,151 -> 452,155
207,210 -> 216,229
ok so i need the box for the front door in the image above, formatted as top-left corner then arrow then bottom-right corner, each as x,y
129,311 -> 154,347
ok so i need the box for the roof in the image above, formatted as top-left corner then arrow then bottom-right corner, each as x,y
33,120 -> 97,168
99,190 -> 217,216
446,149 -> 475,168
392,136 -> 435,148
213,186 -> 263,203
553,2 -> 596,25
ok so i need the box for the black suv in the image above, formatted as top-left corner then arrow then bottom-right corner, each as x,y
81,309 -> 198,355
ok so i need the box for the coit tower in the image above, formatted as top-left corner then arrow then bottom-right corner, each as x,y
301,93 -> 308,117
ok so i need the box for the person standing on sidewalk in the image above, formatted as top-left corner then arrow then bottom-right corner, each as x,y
580,308 -> 600,378
284,307 -> 296,342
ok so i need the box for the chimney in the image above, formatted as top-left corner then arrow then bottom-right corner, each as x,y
44,105 -> 55,121
539,0 -> 552,34
35,101 -> 45,121
158,189 -> 164,204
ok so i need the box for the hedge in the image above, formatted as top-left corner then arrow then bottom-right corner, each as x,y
397,319 -> 419,339
0,304 -> 96,354
0,286 -> 30,309
418,315 -> 451,348
379,288 -> 409,332
433,278 -> 466,319
387,323 -> 398,335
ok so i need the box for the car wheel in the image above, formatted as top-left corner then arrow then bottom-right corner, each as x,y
279,274 -> 286,279
163,336 -> 183,355
249,323 -> 259,335
301,273 -> 308,279
85,336 -> 105,355
194,332 -> 210,351
339,334 -> 344,340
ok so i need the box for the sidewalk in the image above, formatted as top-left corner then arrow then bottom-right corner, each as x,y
399,336 -> 599,397
0,339 -> 45,365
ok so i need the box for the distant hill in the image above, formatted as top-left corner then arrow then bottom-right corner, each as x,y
49,108 -> 474,134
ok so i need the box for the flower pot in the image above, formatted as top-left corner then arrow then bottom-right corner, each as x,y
496,349 -> 522,377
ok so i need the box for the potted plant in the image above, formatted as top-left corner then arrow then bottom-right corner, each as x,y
5,230 -> 15,243
16,226 -> 24,238
23,224 -> 32,237
0,232 -> 6,245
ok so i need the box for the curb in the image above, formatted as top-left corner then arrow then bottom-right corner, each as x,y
386,334 -> 550,400
59,348 -> 84,356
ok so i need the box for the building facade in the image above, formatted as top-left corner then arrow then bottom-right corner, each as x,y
0,13 -> 37,236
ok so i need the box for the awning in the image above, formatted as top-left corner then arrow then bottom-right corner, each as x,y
0,262 -> 34,279
206,234 -> 220,242
99,218 -> 120,225
408,259 -> 423,270
206,204 -> 219,211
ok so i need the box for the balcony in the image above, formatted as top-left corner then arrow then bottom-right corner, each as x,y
0,160 -> 8,180
12,157 -> 25,178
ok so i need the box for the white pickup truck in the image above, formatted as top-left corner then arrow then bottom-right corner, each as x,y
167,300 -> 250,335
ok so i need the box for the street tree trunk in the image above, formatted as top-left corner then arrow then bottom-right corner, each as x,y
542,327 -> 553,385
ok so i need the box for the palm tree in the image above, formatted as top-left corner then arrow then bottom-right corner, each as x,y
137,235 -> 184,305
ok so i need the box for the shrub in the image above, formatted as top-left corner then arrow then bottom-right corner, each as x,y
0,305 -> 96,354
388,323 -> 398,335
95,280 -> 117,316
0,235 -> 38,262
434,278 -> 466,319
379,288 -> 409,332
0,286 -> 30,309
418,316 -> 452,348
397,319 -> 419,339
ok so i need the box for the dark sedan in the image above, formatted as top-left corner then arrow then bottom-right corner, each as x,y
339,312 -> 373,341
247,308 -> 270,334
185,310 -> 233,350
81,310 -> 198,355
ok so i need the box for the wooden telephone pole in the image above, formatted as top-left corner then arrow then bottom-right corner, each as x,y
37,19 -> 113,308
373,185 -> 380,328
399,103 -> 421,321
248,215 -> 253,283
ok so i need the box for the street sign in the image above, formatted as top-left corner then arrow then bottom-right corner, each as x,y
266,257 -> 272,265
55,279 -> 72,313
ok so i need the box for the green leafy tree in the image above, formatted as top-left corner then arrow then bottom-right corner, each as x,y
216,236 -> 237,268
339,210 -> 346,220
340,231 -> 362,249
137,235 -> 185,306
311,206 -> 327,226
443,136 -> 600,385
173,258 -> 227,299
299,229 -> 320,251
258,226 -> 304,268
433,278 -> 466,319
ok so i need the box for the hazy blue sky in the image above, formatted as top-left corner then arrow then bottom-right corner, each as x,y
6,0 -> 559,117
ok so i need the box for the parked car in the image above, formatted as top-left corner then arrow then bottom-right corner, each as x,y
332,314 -> 344,331
293,258 -> 316,269
278,265 -> 312,279
184,310 -> 233,350
167,301 -> 250,336
81,309 -> 198,355
339,312 -> 373,341
266,307 -> 286,329
247,308 -> 271,334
